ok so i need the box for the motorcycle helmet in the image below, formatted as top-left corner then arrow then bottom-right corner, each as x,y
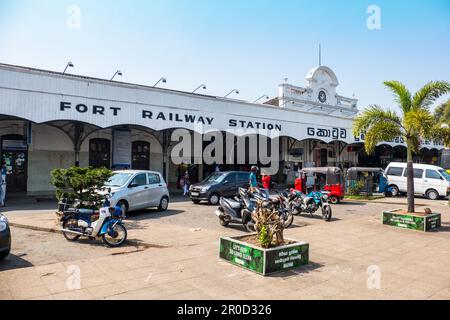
251,166 -> 259,173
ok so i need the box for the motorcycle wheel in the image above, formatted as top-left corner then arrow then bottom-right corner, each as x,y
284,212 -> 294,228
102,224 -> 127,247
62,218 -> 81,241
244,219 -> 255,232
329,196 -> 339,204
322,206 -> 332,222
219,217 -> 229,227
289,202 -> 301,216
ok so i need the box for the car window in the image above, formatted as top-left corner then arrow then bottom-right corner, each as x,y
387,167 -> 404,176
403,169 -> 424,178
426,170 -> 442,180
131,173 -> 147,186
148,173 -> 161,185
237,173 -> 250,183
224,173 -> 237,184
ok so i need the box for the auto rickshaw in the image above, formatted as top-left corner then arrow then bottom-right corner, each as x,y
346,167 -> 392,196
296,167 -> 345,204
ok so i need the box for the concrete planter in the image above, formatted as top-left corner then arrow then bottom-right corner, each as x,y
219,234 -> 309,276
382,209 -> 441,232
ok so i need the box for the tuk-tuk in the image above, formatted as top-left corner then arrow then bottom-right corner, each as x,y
297,167 -> 345,204
346,167 -> 392,196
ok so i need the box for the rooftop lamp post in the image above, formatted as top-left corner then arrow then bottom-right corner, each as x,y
224,89 -> 239,98
63,62 -> 74,74
153,77 -> 167,87
254,95 -> 269,103
192,84 -> 207,93
110,70 -> 122,81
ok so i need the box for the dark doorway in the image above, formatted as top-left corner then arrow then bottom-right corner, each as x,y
1,135 -> 28,192
89,138 -> 111,169
132,141 -> 150,170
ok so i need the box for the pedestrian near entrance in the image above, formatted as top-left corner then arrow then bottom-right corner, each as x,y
182,171 -> 190,196
0,161 -> 6,206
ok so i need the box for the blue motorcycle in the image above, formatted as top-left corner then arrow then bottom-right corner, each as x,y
288,189 -> 333,221
60,195 -> 127,247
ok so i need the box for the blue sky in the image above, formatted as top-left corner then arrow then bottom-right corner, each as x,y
0,0 -> 449,111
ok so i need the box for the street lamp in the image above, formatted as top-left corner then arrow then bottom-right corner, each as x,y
224,89 -> 239,98
254,95 -> 269,103
110,70 -> 122,81
63,62 -> 74,74
192,84 -> 207,93
153,77 -> 167,87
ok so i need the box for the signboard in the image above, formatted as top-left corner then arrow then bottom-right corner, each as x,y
382,210 -> 441,232
220,236 -> 309,276
112,129 -> 132,168
2,139 -> 27,151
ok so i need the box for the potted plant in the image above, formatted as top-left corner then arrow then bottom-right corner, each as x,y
219,200 -> 309,276
353,80 -> 449,231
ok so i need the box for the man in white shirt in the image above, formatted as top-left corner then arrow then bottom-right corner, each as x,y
0,162 -> 6,207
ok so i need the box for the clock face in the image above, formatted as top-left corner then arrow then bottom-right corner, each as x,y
318,90 -> 327,103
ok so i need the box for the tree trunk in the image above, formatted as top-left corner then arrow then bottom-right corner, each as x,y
406,141 -> 415,213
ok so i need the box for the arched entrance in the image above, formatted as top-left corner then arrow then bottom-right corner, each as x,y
1,134 -> 28,192
132,141 -> 150,170
89,138 -> 111,169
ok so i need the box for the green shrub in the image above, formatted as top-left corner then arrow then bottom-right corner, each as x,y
348,180 -> 365,196
51,166 -> 113,209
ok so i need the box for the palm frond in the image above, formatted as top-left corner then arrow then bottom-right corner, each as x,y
352,105 -> 403,137
412,81 -> 450,110
364,121 -> 403,154
384,81 -> 412,113
403,108 -> 435,138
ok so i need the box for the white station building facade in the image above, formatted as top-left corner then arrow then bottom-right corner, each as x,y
0,63 -> 446,196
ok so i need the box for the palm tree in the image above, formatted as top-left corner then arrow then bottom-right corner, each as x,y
353,81 -> 450,213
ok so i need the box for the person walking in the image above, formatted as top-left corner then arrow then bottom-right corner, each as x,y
182,170 -> 190,196
0,161 -> 6,207
249,166 -> 259,192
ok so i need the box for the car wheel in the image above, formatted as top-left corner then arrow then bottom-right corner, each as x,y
117,200 -> 129,216
390,185 -> 399,197
158,196 -> 169,211
426,189 -> 439,201
0,248 -> 10,260
208,193 -> 220,205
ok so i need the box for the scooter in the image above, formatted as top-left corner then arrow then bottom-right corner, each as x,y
215,188 -> 256,232
60,195 -> 127,247
288,189 -> 333,221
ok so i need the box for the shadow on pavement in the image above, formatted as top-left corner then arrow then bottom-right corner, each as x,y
0,253 -> 33,271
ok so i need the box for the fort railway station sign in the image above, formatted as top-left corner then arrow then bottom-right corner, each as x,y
0,63 -> 445,150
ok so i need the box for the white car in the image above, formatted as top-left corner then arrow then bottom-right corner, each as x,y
385,162 -> 450,200
105,170 -> 170,215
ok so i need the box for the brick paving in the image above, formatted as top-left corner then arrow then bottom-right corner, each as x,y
0,197 -> 449,300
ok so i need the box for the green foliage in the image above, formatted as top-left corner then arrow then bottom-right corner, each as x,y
434,99 -> 450,124
348,180 -> 366,196
51,166 -> 113,209
259,225 -> 270,249
352,80 -> 450,213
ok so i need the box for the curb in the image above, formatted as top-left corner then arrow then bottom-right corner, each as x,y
9,222 -> 169,249
344,199 -> 428,206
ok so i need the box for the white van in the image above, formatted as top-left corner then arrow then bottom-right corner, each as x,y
385,162 -> 450,200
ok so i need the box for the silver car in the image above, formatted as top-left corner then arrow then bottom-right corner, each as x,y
105,170 -> 170,215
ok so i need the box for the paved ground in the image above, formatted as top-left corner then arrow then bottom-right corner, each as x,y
0,196 -> 449,300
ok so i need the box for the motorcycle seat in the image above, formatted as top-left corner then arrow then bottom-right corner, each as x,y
222,198 -> 241,209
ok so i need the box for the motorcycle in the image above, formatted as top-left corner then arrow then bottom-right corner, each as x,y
216,188 -> 294,232
60,195 -> 128,247
288,189 -> 333,221
215,188 -> 256,232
